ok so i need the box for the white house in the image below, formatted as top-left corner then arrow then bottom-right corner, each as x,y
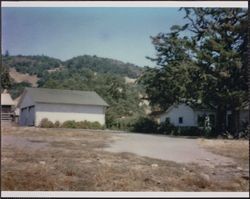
156,103 -> 216,127
17,87 -> 109,126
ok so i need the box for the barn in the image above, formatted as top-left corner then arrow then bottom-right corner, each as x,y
17,87 -> 109,126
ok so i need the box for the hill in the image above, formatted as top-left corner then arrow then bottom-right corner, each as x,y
2,54 -> 143,79
2,55 -> 61,78
64,55 -> 143,78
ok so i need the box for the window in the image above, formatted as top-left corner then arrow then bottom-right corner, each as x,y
179,117 -> 183,124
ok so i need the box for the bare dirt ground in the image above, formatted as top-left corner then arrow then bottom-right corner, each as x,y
1,127 -> 249,191
9,68 -> 39,87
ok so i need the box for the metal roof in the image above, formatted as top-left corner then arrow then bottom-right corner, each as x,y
24,87 -> 109,107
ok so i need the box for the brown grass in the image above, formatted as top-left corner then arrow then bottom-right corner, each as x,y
9,68 -> 39,87
1,127 -> 249,191
199,139 -> 249,166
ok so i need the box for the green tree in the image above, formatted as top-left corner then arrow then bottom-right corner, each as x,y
0,65 -> 11,90
139,31 -> 196,110
182,8 -> 248,136
140,8 -> 247,137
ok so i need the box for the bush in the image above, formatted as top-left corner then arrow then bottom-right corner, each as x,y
172,126 -> 203,136
54,121 -> 61,128
158,119 -> 176,135
132,117 -> 158,134
90,121 -> 103,129
39,118 -> 54,128
61,120 -> 77,128
76,120 -> 103,129
76,120 -> 90,129
59,120 -> 103,129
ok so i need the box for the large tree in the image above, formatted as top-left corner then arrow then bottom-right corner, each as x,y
139,30 -> 198,111
140,8 -> 248,136
182,8 -> 248,135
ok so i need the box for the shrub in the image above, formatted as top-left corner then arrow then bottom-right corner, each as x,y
132,117 -> 158,134
76,121 -> 90,129
90,121 -> 102,129
54,121 -> 61,128
39,118 -> 54,128
61,120 -> 77,128
59,120 -> 103,130
173,126 -> 203,137
158,119 -> 176,135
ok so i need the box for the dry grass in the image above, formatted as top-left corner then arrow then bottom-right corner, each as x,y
199,139 -> 249,167
1,127 -> 249,191
9,68 -> 39,87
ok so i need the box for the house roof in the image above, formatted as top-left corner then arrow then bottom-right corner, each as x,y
1,90 -> 15,106
20,87 -> 109,107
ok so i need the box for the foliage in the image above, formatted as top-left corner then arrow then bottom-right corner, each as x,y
138,32 -> 197,110
61,120 -> 78,129
139,8 -> 248,136
2,54 -> 143,79
1,65 -> 11,90
2,55 -> 61,77
39,119 -> 104,129
61,120 -> 103,129
158,119 -> 176,135
54,121 -> 61,128
132,117 -> 159,134
9,82 -> 32,99
182,8 -> 248,136
76,120 -> 103,129
39,118 -> 54,128
65,55 -> 143,78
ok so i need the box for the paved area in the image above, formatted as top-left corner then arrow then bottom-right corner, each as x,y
104,133 -> 235,166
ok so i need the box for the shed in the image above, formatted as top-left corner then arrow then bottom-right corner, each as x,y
17,87 -> 109,126
1,90 -> 15,121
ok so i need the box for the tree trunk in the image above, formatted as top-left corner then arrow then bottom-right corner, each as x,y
231,109 -> 240,138
216,106 -> 227,136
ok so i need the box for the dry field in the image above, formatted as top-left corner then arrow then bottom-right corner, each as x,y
1,127 -> 249,191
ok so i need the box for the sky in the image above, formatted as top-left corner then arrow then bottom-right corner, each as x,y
2,7 -> 188,67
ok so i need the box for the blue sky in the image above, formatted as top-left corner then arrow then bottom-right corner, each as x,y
2,7 -> 187,67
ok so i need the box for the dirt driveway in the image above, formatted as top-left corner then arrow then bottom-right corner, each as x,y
104,133 -> 234,167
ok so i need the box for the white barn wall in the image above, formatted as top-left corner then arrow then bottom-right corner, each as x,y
160,104 -> 196,126
35,103 -> 106,126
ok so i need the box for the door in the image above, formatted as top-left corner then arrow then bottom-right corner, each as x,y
28,106 -> 35,126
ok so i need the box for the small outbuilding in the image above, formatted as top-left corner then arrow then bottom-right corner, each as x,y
1,89 -> 15,121
17,87 -> 109,126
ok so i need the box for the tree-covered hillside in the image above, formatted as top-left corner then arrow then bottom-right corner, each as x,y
2,54 -> 143,79
65,55 -> 143,78
2,55 -> 61,78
